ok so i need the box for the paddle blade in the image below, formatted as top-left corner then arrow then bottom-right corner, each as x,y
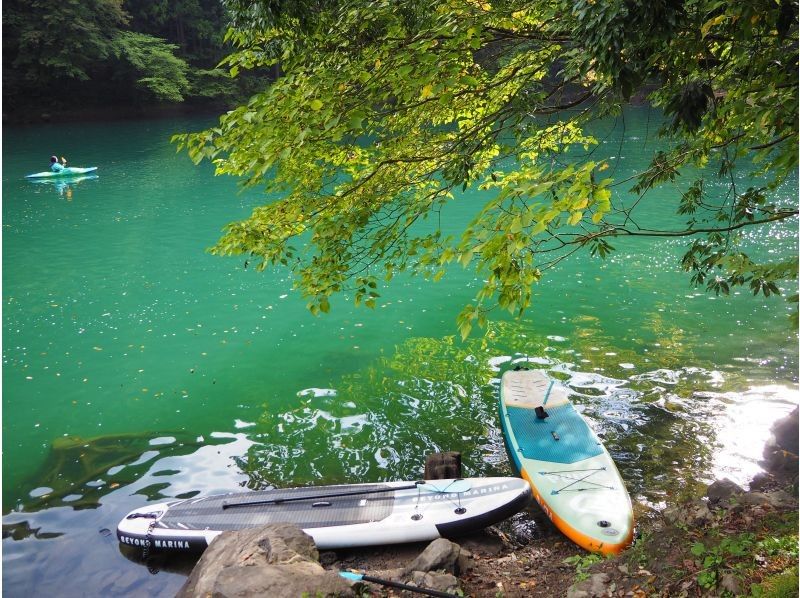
339,571 -> 363,581
418,479 -> 471,493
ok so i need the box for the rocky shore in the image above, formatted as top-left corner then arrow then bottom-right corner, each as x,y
176,408 -> 798,597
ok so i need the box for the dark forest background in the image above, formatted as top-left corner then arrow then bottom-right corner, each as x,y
3,0 -> 266,122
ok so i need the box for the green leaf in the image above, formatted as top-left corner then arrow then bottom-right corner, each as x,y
531,220 -> 547,235
348,112 -> 365,130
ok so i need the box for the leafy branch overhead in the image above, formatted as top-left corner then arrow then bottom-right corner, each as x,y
175,0 -> 799,337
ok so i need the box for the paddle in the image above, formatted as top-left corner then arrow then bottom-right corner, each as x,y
221,479 -> 471,510
339,571 -> 459,598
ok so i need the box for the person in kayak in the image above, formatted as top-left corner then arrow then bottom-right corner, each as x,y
50,155 -> 65,172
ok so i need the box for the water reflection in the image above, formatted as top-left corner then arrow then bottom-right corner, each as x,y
6,431 -> 240,514
7,322 -> 794,518
2,323 -> 796,596
237,321 -> 796,509
27,175 -> 99,199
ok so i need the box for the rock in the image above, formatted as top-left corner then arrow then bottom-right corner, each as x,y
319,551 -> 338,567
424,451 -> 462,479
370,567 -> 406,582
407,538 -> 464,574
749,472 -> 775,491
457,530 -> 506,556
567,572 -> 611,598
762,408 -> 799,476
719,573 -> 741,595
457,547 -> 474,574
410,570 -> 461,593
663,500 -> 712,527
770,407 -> 799,454
736,490 -> 797,509
177,524 -> 353,598
705,478 -> 745,504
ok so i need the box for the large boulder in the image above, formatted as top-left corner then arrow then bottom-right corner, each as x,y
762,407 -> 799,476
177,524 -> 353,598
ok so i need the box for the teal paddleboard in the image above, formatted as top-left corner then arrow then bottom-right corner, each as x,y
500,368 -> 634,554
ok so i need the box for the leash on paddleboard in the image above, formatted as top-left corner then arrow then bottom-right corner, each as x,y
339,570 -> 459,598
221,479 -> 471,509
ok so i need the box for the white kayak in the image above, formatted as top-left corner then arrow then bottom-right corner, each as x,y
117,477 -> 532,552
499,368 -> 634,555
26,167 -> 98,179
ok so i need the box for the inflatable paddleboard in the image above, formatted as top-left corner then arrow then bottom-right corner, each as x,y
499,368 -> 633,554
117,477 -> 531,552
26,167 -> 98,179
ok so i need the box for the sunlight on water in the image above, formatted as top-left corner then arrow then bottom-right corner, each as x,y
709,385 -> 799,487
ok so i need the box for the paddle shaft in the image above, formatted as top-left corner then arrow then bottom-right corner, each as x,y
359,574 -> 459,598
222,483 -> 420,509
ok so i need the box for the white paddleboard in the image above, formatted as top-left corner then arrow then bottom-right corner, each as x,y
117,477 -> 531,552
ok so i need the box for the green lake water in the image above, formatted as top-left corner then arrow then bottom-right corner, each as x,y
2,108 -> 798,596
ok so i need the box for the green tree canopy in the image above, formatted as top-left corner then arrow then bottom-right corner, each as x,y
3,0 -> 129,104
2,0 -> 239,114
113,32 -> 191,103
176,0 -> 799,337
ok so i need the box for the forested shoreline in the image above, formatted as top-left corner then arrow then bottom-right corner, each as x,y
2,0 -> 263,123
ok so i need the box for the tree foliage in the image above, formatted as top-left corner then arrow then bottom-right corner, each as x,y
113,32 -> 191,103
175,0 -> 799,336
2,0 -> 247,114
3,0 -> 129,85
124,0 -> 229,66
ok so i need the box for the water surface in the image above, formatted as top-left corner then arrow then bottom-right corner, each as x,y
3,109 -> 797,596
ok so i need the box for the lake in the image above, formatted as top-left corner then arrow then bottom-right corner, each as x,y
2,108 -> 797,596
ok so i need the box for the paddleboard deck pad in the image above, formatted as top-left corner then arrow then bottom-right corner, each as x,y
117,477 -> 531,552
500,368 -> 633,554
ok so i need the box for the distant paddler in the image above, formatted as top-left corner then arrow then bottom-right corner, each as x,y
50,155 -> 67,172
